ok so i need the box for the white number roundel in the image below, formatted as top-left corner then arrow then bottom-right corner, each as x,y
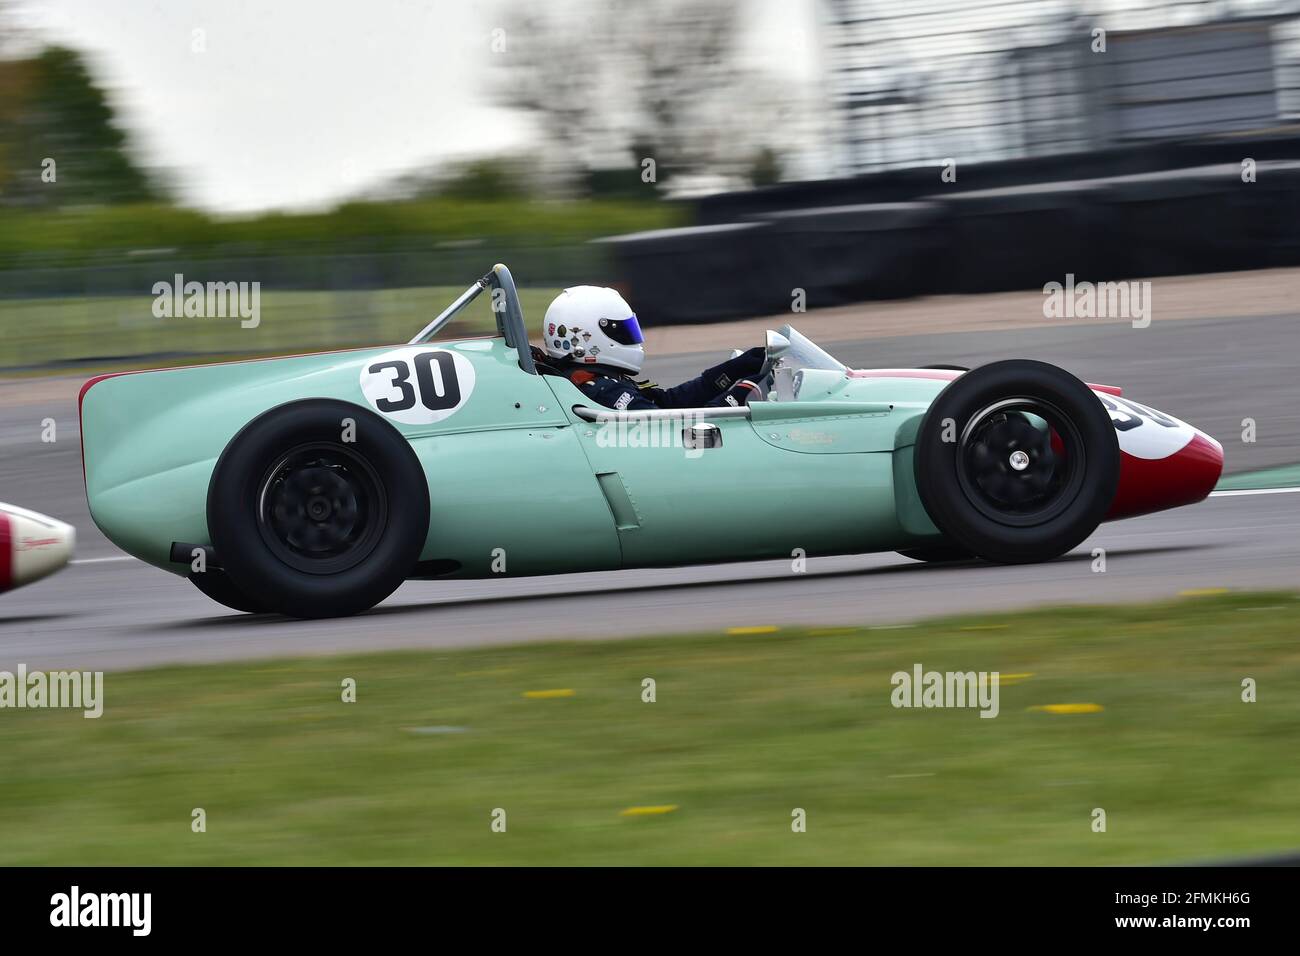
359,347 -> 476,425
1095,392 -> 1195,460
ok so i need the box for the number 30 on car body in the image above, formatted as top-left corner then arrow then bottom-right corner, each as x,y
359,347 -> 477,425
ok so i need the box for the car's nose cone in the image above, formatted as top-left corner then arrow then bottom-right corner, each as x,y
1108,428 -> 1224,520
0,504 -> 76,594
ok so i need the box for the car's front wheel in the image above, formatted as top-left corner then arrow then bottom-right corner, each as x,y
207,399 -> 429,618
913,360 -> 1118,564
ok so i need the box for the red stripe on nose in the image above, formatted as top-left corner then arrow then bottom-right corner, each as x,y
1107,432 -> 1224,520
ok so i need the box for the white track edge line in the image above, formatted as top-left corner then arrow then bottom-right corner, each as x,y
1210,486 -> 1300,497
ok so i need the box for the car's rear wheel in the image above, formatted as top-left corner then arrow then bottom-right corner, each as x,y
208,399 -> 429,618
189,567 -> 270,614
913,360 -> 1118,564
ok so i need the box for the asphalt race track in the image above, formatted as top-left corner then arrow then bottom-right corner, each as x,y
1,311 -> 1297,671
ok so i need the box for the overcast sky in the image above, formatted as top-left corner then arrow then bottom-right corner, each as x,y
13,0 -> 824,212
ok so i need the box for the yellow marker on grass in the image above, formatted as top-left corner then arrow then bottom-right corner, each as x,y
727,625 -> 779,635
1028,703 -> 1104,715
522,688 -> 575,699
621,805 -> 679,817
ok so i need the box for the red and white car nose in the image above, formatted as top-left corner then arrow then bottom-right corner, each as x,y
1098,395 -> 1225,520
0,503 -> 76,595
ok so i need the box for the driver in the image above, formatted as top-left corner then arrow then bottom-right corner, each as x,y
533,286 -> 765,411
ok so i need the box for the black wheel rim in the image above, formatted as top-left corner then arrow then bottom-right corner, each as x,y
956,398 -> 1085,527
256,443 -> 387,574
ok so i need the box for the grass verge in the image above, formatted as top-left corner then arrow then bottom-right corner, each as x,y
1,591 -> 1297,865
0,285 -> 561,372
1216,464 -> 1300,492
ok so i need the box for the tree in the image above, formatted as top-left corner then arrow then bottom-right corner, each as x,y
0,44 -> 159,205
748,146 -> 783,188
616,0 -> 744,178
491,6 -> 617,183
493,0 -> 772,189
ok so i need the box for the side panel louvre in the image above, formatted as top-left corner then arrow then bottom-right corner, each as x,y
595,472 -> 641,532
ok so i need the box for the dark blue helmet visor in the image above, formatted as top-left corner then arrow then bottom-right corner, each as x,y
601,315 -> 644,346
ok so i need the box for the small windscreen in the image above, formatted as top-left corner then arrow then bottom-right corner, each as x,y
777,325 -> 846,372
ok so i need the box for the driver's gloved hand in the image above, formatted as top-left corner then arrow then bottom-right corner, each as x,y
735,347 -> 766,376
703,347 -> 767,392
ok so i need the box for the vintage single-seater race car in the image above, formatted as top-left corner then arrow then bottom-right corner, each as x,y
1,502 -> 75,595
80,264 -> 1224,618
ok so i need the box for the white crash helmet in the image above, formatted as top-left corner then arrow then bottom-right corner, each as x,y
541,286 -> 645,374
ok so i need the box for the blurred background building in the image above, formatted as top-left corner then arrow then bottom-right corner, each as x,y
828,1 -> 1300,173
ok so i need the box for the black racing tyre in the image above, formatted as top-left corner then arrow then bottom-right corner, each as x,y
913,360 -> 1119,564
207,399 -> 430,619
189,567 -> 271,613
897,545 -> 974,563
